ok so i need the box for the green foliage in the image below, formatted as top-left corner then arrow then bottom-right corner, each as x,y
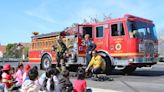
4,43 -> 23,58
3,43 -> 30,61
6,43 -> 17,52
4,43 -> 17,58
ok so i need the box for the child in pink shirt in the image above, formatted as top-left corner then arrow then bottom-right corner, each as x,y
15,63 -> 24,85
73,69 -> 87,92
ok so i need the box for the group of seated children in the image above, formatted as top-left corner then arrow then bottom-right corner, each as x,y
0,62 -> 87,92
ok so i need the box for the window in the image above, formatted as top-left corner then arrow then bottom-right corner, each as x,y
127,21 -> 157,40
111,24 -> 118,36
96,26 -> 104,37
111,23 -> 125,36
82,27 -> 92,38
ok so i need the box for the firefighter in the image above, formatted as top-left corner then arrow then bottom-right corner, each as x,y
84,34 -> 96,66
85,51 -> 113,81
52,34 -> 67,72
85,50 -> 104,75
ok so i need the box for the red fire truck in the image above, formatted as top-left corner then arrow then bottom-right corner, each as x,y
29,14 -> 158,74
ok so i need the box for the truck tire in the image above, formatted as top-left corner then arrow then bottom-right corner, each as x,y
122,66 -> 136,74
41,54 -> 52,70
101,55 -> 113,75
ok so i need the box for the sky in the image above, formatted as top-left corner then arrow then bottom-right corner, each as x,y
0,0 -> 164,45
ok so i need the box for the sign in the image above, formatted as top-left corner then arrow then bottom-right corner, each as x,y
115,43 -> 121,50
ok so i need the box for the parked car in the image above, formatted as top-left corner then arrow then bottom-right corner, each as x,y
159,57 -> 164,62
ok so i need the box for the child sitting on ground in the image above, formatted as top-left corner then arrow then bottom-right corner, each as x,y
60,70 -> 73,92
15,62 -> 24,85
32,66 -> 38,71
42,68 -> 60,92
73,69 -> 87,92
21,68 -> 39,92
2,64 -> 18,91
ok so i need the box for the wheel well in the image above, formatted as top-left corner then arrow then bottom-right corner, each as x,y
41,53 -> 52,62
97,51 -> 113,75
97,51 -> 112,63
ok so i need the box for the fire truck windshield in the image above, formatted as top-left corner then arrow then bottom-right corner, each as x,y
127,21 -> 157,41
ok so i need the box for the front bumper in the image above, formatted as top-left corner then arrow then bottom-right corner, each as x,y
113,57 -> 158,67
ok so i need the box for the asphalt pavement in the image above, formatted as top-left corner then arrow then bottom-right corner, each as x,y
80,62 -> 164,92
0,62 -> 164,92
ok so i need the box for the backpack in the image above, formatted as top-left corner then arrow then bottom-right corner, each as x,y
59,78 -> 73,92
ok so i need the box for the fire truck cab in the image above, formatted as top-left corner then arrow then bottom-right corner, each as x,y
29,14 -> 158,74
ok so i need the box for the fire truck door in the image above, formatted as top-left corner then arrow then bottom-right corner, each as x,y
94,25 -> 108,49
78,26 -> 93,57
109,22 -> 126,54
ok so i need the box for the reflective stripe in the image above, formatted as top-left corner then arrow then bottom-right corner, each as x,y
2,79 -> 13,83
110,52 -> 144,56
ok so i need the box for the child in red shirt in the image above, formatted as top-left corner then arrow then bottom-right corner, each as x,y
2,64 -> 17,91
73,69 -> 87,92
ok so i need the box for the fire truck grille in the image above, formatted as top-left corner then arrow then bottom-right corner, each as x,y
144,41 -> 155,57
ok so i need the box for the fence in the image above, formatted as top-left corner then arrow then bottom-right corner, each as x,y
0,58 -> 28,62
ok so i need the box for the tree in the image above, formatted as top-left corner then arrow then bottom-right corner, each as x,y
4,43 -> 17,58
6,43 -> 17,52
4,43 -> 24,58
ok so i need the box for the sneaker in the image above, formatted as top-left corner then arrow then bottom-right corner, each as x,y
108,77 -> 113,81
